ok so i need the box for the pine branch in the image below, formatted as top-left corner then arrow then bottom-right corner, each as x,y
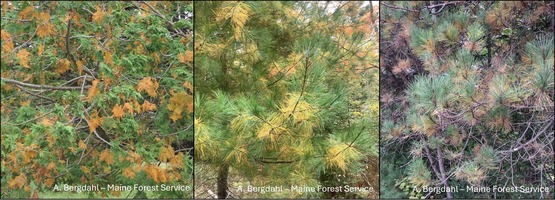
320,125 -> 367,160
290,56 -> 311,115
253,114 -> 284,134
255,158 -> 298,164
266,60 -> 301,87
311,94 -> 343,115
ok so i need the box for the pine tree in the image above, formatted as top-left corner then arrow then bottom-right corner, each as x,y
381,1 -> 554,199
195,2 -> 379,199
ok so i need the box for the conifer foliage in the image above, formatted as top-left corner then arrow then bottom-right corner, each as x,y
380,1 -> 554,199
1,2 -> 193,198
195,1 -> 379,199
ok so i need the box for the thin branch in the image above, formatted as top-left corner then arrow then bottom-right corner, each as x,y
498,119 -> 554,154
1,108 -> 55,126
1,77 -> 91,90
175,147 -> 193,153
423,142 -> 442,180
141,1 -> 168,21
255,158 -> 298,164
82,7 -> 94,15
70,35 -> 95,39
266,57 -> 304,87
1,17 -> 31,22
290,56 -> 311,115
320,126 -> 367,160
59,75 -> 91,87
65,19 -> 96,77
380,2 -> 419,13
83,116 -> 113,147
427,1 -> 465,9
428,1 -> 467,15
13,85 -> 55,102
140,1 -> 187,38
1,26 -> 38,59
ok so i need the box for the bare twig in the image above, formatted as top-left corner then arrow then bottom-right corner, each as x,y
1,26 -> 38,59
1,108 -> 55,126
59,75 -> 91,87
81,7 -> 94,15
428,1 -> 467,15
380,2 -> 419,13
498,119 -> 554,154
13,85 -> 55,102
1,77 -> 91,90
1,17 -> 31,22
70,35 -> 95,39
175,147 -> 193,153
427,1 -> 465,9
139,1 -> 188,38
141,1 -> 168,21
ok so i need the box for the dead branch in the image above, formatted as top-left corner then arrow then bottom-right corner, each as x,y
380,2 -> 419,13
2,77 -> 91,90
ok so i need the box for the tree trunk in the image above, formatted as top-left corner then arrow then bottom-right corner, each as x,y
217,164 -> 230,199
436,147 -> 453,199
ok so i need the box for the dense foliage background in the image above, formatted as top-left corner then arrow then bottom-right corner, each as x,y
1,1 -> 193,198
380,1 -> 554,199
194,1 -> 379,199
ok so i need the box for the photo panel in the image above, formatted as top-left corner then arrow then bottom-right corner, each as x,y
379,1 -> 554,199
194,1 -> 379,199
1,1 -> 193,198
